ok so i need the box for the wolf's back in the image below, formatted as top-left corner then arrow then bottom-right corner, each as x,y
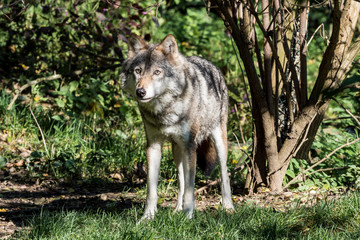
186,56 -> 229,175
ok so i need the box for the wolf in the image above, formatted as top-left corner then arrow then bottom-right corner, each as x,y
120,34 -> 234,221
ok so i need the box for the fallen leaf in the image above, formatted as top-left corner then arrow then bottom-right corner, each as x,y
15,159 -> 25,167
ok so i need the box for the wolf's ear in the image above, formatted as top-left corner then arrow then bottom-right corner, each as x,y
157,34 -> 178,58
128,34 -> 148,58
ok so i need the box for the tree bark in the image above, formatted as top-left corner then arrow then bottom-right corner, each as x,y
295,0 -> 360,160
299,0 -> 309,109
210,0 -> 360,192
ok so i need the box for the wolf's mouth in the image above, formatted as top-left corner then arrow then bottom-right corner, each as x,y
139,97 -> 153,103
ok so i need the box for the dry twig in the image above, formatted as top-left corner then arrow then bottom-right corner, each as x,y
332,97 -> 360,127
29,105 -> 49,155
284,137 -> 360,189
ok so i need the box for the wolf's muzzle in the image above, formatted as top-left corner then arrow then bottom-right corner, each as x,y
136,88 -> 146,98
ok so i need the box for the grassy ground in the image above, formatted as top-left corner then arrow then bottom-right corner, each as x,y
14,192 -> 360,240
1,86 -> 360,239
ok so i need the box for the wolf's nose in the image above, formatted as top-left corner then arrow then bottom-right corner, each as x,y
136,88 -> 146,98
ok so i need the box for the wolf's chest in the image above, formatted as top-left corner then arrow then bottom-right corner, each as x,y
141,108 -> 188,139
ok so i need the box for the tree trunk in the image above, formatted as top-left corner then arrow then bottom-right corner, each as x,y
295,102 -> 329,160
210,0 -> 360,192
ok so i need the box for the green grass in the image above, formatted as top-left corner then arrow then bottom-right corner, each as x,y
16,193 -> 360,240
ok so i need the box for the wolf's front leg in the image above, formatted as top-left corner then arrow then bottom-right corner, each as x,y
139,142 -> 162,223
172,142 -> 184,212
182,147 -> 197,219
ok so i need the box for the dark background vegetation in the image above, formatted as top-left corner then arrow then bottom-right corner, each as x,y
1,0 -> 360,239
0,0 -> 359,199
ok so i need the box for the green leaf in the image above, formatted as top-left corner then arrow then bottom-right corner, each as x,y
55,98 -> 65,108
30,151 -> 42,159
286,170 -> 295,179
52,115 -> 63,121
58,85 -> 69,95
65,160 -> 76,173
69,81 -> 79,92
0,156 -> 7,168
115,130 -> 127,139
99,83 -> 110,93
53,161 -> 63,167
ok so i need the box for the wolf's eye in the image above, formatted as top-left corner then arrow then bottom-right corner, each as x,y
134,68 -> 141,74
154,70 -> 161,75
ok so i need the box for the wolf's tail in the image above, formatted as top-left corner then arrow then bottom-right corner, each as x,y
197,138 -> 217,175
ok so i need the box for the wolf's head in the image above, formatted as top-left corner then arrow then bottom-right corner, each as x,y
120,34 -> 186,105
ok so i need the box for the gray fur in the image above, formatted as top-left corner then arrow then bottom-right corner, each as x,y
121,34 -> 234,222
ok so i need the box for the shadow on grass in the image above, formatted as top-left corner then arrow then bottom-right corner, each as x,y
0,177 -> 145,237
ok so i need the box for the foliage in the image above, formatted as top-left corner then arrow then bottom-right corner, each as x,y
284,74 -> 360,189
0,0 -> 359,192
0,0 -> 250,182
0,89 -> 147,181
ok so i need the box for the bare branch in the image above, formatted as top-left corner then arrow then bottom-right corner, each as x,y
0,0 -> 22,10
284,137 -> 360,189
332,97 -> 360,127
230,37 -> 252,110
261,0 -> 272,112
307,24 -> 325,47
308,0 -> 358,104
63,42 -> 123,62
29,105 -> 49,156
299,0 -> 309,108
273,0 -> 301,110
8,74 -> 63,110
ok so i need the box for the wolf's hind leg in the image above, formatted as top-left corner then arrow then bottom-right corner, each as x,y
172,142 -> 184,212
139,141 -> 162,223
211,125 -> 234,210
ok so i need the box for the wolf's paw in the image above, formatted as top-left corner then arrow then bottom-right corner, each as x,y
137,213 -> 154,225
137,209 -> 157,225
223,200 -> 235,213
173,204 -> 183,213
183,208 -> 194,219
225,206 -> 235,214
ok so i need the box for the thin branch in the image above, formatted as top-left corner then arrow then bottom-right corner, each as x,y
324,116 -> 360,122
248,0 -> 292,114
307,24 -> 325,47
8,74 -> 62,110
299,0 -> 309,109
253,28 -> 265,82
261,0 -> 274,113
63,42 -> 123,62
0,0 -> 22,10
234,104 -> 246,144
230,37 -> 252,109
273,0 -> 301,110
332,97 -> 360,127
284,137 -> 360,189
195,164 -> 246,195
307,166 -> 350,174
29,105 -> 49,156
232,133 -> 253,163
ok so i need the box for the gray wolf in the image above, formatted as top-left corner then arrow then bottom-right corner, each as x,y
120,34 -> 234,222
